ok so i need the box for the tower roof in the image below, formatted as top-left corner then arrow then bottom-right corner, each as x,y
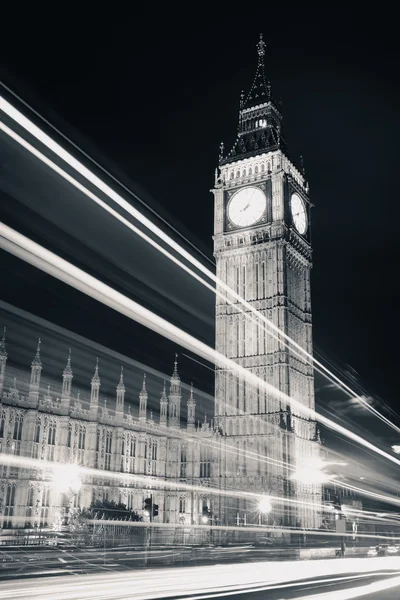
31,338 -> 42,367
241,34 -> 271,109
220,35 -> 286,166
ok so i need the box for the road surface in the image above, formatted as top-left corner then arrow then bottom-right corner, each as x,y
0,555 -> 400,599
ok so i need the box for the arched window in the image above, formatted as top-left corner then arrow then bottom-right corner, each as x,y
13,414 -> 23,441
48,422 -> 56,445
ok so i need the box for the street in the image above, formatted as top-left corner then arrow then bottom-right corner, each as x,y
0,555 -> 399,599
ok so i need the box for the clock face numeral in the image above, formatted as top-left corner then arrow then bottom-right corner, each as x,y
290,193 -> 307,235
228,187 -> 267,228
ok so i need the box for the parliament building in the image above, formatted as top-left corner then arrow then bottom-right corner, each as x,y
0,36 -> 321,535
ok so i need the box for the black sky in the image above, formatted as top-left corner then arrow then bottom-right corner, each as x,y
1,10 -> 400,413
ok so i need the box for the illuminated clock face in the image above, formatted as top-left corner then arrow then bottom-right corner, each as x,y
228,187 -> 266,228
290,193 -> 307,235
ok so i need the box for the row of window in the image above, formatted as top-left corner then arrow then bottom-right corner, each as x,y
227,161 -> 273,181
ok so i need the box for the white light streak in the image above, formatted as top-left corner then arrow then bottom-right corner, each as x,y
0,93 -> 393,433
1,222 -> 400,476
0,557 -> 399,600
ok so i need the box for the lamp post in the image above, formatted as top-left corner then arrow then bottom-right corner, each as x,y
258,495 -> 272,543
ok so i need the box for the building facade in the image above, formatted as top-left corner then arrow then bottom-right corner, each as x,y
0,36 -> 322,535
0,335 -> 218,530
212,35 -> 321,529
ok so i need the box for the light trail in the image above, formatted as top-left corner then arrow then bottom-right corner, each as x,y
0,557 -> 399,600
1,94 -> 394,435
2,223 -> 400,476
0,82 -> 215,268
1,107 -> 396,481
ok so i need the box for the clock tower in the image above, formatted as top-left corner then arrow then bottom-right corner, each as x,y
212,35 -> 321,531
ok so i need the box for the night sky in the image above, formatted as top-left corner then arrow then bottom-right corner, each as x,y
1,11 -> 400,422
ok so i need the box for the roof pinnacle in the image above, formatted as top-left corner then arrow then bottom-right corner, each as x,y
188,382 -> 195,403
117,366 -> 125,391
140,373 -> 147,396
63,348 -> 73,377
171,353 -> 180,381
32,338 -> 42,367
91,358 -> 100,385
257,33 -> 266,57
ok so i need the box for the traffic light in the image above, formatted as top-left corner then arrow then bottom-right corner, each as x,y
153,503 -> 159,518
144,497 -> 152,517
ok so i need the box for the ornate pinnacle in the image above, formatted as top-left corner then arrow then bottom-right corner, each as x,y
173,353 -> 179,376
257,33 -> 266,58
91,358 -> 100,385
140,373 -> 147,397
63,348 -> 73,377
219,141 -> 224,162
117,366 -> 125,391
32,338 -> 42,367
160,380 -> 167,401
188,382 -> 195,403
0,327 -> 7,358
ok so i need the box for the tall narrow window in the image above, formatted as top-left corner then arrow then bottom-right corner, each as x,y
255,263 -> 259,300
242,265 -> 246,300
236,267 -> 240,297
262,262 -> 266,298
180,446 -> 187,477
13,415 -> 22,441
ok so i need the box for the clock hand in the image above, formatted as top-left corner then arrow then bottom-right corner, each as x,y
241,202 -> 250,212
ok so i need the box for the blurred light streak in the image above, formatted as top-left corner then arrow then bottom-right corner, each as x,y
0,558 -> 400,600
2,223 -> 400,477
0,453 -> 325,515
0,82 -> 215,267
187,573 -> 400,600
294,575 -> 400,599
2,96 -> 399,459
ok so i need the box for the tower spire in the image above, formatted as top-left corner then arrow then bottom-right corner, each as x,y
242,33 -> 271,109
139,373 -> 147,423
116,366 -> 125,422
29,338 -> 42,406
159,380 -> 168,428
187,382 -> 196,431
90,358 -> 100,418
61,348 -> 73,413
32,338 -> 42,367
220,35 -> 284,166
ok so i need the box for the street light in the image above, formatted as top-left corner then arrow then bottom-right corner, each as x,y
258,496 -> 272,514
292,459 -> 333,485
52,464 -> 82,531
52,464 -> 82,495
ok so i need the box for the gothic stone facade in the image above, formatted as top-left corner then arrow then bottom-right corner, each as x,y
0,337 -> 217,530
